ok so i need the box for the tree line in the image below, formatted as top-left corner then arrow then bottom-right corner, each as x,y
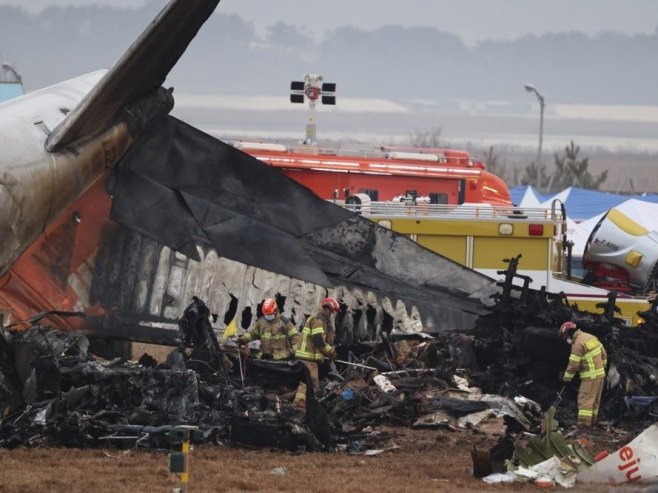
1,3 -> 657,106
408,128 -> 608,193
478,140 -> 609,193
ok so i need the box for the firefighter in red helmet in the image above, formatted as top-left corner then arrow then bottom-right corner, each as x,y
293,296 -> 341,411
559,321 -> 607,426
237,298 -> 299,360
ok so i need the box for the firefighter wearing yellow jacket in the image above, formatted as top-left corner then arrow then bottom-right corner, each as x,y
293,297 -> 341,410
237,298 -> 299,360
559,321 -> 607,426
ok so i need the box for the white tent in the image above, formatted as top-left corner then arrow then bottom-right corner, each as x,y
516,186 -> 543,208
565,218 -> 591,257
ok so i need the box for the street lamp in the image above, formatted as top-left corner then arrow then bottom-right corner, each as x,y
524,83 -> 545,186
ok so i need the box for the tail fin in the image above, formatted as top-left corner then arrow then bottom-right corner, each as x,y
45,0 -> 220,152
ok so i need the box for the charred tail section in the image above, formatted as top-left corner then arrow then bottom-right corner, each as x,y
103,115 -> 495,335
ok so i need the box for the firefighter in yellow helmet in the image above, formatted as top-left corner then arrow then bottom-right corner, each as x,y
559,321 -> 607,426
293,297 -> 340,411
237,298 -> 299,360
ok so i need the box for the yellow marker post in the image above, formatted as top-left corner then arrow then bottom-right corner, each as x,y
181,438 -> 190,488
169,425 -> 203,493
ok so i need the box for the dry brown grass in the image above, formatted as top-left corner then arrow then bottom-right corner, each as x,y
0,427 -> 635,493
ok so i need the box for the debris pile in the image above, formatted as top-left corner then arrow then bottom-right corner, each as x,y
481,408 -> 658,487
480,407 -> 593,488
1,276 -> 658,460
0,302 -> 545,452
467,255 -> 658,426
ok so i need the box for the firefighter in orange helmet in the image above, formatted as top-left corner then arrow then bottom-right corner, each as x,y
559,321 -> 607,426
293,296 -> 340,411
237,298 -> 299,360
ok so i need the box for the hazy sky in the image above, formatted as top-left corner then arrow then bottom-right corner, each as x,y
4,0 -> 658,45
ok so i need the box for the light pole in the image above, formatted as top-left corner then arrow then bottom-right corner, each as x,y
290,74 -> 336,145
524,83 -> 545,187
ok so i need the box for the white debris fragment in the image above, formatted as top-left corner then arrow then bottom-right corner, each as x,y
577,424 -> 658,485
34,408 -> 47,426
512,465 -> 539,480
373,374 -> 397,393
529,457 -> 576,488
362,443 -> 400,456
483,457 -> 577,488
513,395 -> 542,414
453,375 -> 479,393
412,411 -> 452,428
482,472 -> 516,484
457,409 -> 494,429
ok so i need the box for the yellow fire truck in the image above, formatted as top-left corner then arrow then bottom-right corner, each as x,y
342,196 -> 651,326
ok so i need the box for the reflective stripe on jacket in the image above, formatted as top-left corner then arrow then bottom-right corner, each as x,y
294,311 -> 334,362
242,315 -> 299,360
564,329 -> 607,381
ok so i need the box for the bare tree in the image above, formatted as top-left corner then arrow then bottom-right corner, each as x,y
481,146 -> 507,181
407,127 -> 442,148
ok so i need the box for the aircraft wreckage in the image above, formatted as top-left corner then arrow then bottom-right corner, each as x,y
1,286 -> 657,459
1,0 -> 657,486
0,0 -> 493,340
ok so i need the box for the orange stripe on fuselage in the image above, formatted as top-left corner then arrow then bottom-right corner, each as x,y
0,176 -> 114,330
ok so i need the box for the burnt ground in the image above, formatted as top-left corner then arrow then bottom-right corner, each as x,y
0,426 -> 648,493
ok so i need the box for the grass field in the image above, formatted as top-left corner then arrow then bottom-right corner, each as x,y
0,426 -> 640,493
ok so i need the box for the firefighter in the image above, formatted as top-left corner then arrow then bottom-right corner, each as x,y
237,298 -> 299,360
559,321 -> 607,426
293,297 -> 341,411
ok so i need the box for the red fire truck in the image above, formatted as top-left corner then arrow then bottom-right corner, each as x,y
234,142 -> 512,206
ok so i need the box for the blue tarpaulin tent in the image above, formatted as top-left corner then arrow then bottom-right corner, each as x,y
510,186 -> 658,221
544,188 -> 629,221
510,186 -> 547,207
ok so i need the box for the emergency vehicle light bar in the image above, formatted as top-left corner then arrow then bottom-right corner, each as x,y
386,151 -> 443,162
232,142 -> 288,152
